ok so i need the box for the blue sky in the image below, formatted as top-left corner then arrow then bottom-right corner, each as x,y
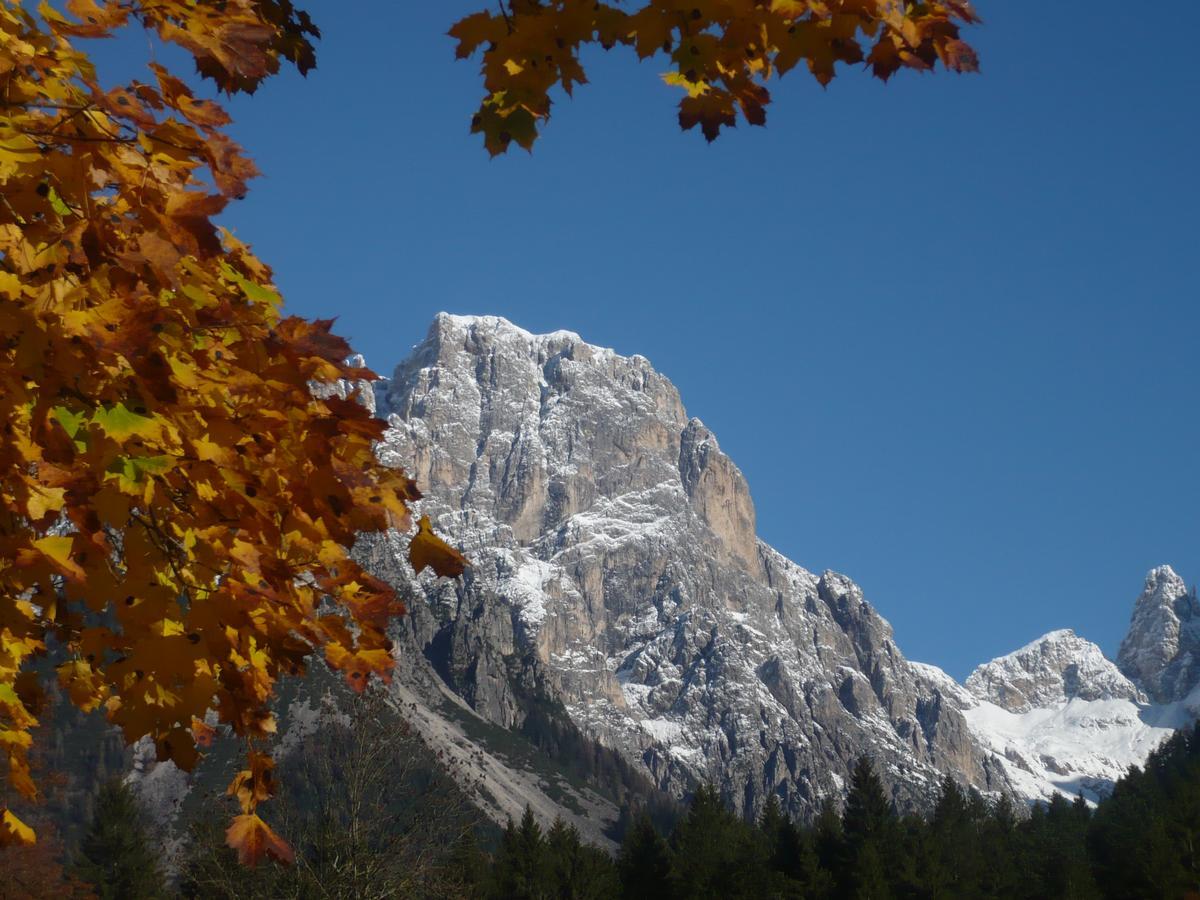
98,2 -> 1197,679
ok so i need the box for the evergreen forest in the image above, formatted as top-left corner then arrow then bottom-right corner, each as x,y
7,721 -> 1200,899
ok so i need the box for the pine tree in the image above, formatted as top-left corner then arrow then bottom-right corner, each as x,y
74,780 -> 165,900
490,806 -> 551,900
760,795 -> 786,846
545,817 -> 619,900
813,797 -> 844,877
443,828 -> 490,896
757,795 -> 825,895
669,785 -> 768,898
926,775 -> 987,896
618,813 -> 673,900
840,758 -> 901,900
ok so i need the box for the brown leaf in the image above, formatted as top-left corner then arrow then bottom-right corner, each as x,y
409,515 -> 469,578
225,813 -> 293,866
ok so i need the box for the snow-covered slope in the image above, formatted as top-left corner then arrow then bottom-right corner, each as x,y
934,580 -> 1200,804
961,696 -> 1173,803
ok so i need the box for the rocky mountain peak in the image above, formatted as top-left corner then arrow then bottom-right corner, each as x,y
965,628 -> 1143,713
1118,565 -> 1199,703
369,313 -> 1015,820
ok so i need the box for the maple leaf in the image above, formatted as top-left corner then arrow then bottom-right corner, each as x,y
227,751 -> 278,815
449,0 -> 980,150
0,1 -> 451,851
409,515 -> 470,578
0,809 -> 36,847
225,813 -> 294,866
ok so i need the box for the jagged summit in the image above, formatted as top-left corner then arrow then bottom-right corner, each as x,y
965,628 -> 1142,713
436,311 -> 586,342
1118,565 -> 1198,703
371,312 -> 1012,819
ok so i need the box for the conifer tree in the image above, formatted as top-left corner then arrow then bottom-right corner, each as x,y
757,794 -> 826,895
669,785 -> 768,898
74,780 -> 165,900
840,758 -> 902,900
618,813 -> 673,900
545,817 -> 619,900
926,775 -> 987,896
813,797 -> 845,876
490,806 -> 551,900
444,828 -> 489,895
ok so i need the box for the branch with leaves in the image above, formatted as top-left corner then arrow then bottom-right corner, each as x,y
451,0 -> 980,153
0,0 -> 467,859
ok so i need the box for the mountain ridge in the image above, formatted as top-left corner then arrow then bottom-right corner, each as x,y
370,313 -> 1196,813
116,312 -> 1196,846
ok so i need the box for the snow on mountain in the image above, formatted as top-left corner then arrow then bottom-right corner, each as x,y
365,314 -> 1200,814
942,586 -> 1200,804
124,313 -> 1198,839
961,696 -> 1173,803
965,629 -> 1144,713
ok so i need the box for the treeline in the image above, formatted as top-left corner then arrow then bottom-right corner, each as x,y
12,722 -> 1200,898
460,722 -> 1200,898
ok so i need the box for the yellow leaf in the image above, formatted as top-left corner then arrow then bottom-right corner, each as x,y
0,271 -> 22,300
33,535 -> 85,580
0,810 -> 35,847
57,659 -> 107,712
26,484 -> 66,520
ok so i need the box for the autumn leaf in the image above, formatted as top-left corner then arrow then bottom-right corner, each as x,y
225,813 -> 294,866
0,810 -> 35,847
56,660 -> 107,713
450,0 -> 980,151
227,751 -> 277,814
0,1 -> 441,850
409,515 -> 470,578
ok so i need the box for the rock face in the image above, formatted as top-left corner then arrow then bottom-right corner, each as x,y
966,629 -> 1144,713
1117,566 -> 1200,704
372,314 -> 1013,820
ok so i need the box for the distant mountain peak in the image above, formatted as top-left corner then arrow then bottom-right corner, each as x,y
965,628 -> 1142,713
1119,565 -> 1198,703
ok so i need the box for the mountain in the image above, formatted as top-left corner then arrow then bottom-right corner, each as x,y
940,569 -> 1200,804
1118,565 -> 1200,704
118,313 -> 1194,846
363,313 -> 1014,822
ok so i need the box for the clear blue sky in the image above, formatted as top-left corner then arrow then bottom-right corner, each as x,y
99,2 -> 1198,679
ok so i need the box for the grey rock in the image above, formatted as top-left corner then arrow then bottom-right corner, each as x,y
373,313 -> 1015,819
1118,565 -> 1200,703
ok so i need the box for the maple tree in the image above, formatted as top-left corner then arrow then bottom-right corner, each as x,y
0,0 -> 977,865
452,0 -> 980,153
0,0 -> 469,862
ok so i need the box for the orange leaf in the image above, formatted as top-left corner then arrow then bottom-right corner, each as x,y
409,515 -> 469,578
227,751 -> 276,814
192,716 -> 217,748
225,813 -> 293,866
